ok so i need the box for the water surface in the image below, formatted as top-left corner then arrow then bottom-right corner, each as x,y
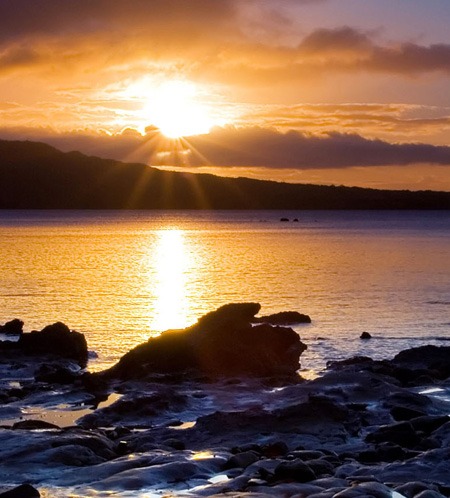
0,210 -> 449,374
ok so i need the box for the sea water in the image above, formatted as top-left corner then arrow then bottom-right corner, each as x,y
0,210 -> 449,375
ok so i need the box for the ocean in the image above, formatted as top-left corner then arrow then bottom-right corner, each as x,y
0,210 -> 449,376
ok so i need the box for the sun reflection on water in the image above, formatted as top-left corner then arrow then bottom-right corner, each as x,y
152,229 -> 191,332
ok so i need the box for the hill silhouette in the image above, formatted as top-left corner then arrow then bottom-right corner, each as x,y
0,139 -> 449,209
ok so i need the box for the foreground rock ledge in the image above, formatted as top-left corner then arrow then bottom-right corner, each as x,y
99,303 -> 307,380
0,321 -> 88,366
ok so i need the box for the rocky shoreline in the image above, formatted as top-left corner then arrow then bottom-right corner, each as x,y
0,304 -> 450,497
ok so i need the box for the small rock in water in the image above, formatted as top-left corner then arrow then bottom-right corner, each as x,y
280,217 -> 289,222
360,331 -> 372,340
0,319 -> 24,335
255,311 -> 312,325
0,484 -> 40,498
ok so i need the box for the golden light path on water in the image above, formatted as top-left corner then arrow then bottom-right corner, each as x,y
151,228 -> 192,332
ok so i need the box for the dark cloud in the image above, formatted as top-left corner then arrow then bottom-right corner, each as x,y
0,0 -> 238,43
186,127 -> 450,169
299,27 -> 373,55
367,42 -> 450,74
297,27 -> 450,75
0,45 -> 40,70
2,125 -> 450,170
0,3 -> 449,83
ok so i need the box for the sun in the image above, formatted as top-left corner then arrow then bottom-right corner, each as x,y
142,81 -> 215,138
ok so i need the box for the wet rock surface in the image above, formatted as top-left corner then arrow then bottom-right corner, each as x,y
1,306 -> 450,497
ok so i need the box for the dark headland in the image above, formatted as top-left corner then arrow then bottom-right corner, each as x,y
1,304 -> 450,496
1,139 -> 450,209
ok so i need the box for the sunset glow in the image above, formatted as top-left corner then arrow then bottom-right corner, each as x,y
141,81 -> 216,138
0,0 -> 449,188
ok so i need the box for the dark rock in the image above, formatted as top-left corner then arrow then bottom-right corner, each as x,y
355,449 -> 380,464
18,322 -> 88,366
306,458 -> 336,477
375,442 -> 406,462
162,438 -> 185,450
394,481 -> 432,498
34,364 -> 79,384
360,332 -> 372,340
254,311 -> 311,325
312,477 -> 349,489
366,421 -> 420,448
0,484 -> 40,498
393,346 -> 450,379
327,356 -> 373,370
232,443 -> 262,454
274,459 -> 317,482
115,440 -> 129,456
415,492 -> 447,498
48,428 -> 116,461
354,443 -> 406,464
0,319 -> 23,335
293,218 -> 299,222
410,415 -> 450,435
224,450 -> 259,469
47,444 -> 105,466
280,218 -> 289,222
261,441 -> 289,458
334,481 -> 394,497
100,303 -> 307,379
383,391 -> 432,411
289,450 -> 326,461
12,420 -> 60,430
391,405 -> 427,421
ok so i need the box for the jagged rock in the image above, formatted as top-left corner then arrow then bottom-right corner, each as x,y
0,484 -> 40,498
254,311 -> 312,325
100,303 -> 307,380
0,319 -> 23,335
17,322 -> 88,366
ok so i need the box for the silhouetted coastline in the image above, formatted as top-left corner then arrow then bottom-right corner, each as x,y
1,139 -> 450,210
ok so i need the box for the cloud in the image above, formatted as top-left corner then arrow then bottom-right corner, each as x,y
2,125 -> 450,171
184,127 -> 450,169
0,2 -> 449,86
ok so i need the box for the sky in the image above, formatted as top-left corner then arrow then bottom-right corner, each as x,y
1,0 -> 450,190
